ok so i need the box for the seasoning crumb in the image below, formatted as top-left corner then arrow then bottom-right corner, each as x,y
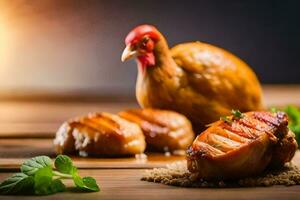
141,161 -> 300,187
164,152 -> 171,157
135,153 -> 148,160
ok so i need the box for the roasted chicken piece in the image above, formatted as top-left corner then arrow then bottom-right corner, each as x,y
119,109 -> 194,152
187,111 -> 298,180
122,25 -> 262,131
54,112 -> 146,157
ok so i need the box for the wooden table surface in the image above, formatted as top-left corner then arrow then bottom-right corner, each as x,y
0,85 -> 300,200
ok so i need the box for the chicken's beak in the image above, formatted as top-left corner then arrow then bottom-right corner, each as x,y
121,45 -> 137,62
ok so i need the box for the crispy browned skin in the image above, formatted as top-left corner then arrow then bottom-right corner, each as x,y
54,112 -> 146,157
187,111 -> 298,180
119,109 -> 194,152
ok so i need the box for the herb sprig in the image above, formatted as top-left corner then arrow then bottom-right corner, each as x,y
283,105 -> 300,145
231,109 -> 244,119
220,116 -> 232,124
271,105 -> 300,147
220,109 -> 244,124
0,155 -> 100,195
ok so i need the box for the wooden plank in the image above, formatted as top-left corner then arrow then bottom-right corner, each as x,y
0,138 -> 299,170
0,138 -> 185,170
0,123 -> 57,138
262,85 -> 300,107
0,85 -> 299,138
0,101 -> 138,124
0,169 -> 299,200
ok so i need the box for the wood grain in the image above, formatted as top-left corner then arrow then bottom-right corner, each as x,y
0,169 -> 300,200
0,138 -> 185,170
0,85 -> 300,199
0,85 -> 299,139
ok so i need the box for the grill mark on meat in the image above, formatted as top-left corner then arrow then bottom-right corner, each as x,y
93,113 -> 121,130
221,122 -> 256,139
253,112 -> 288,128
206,134 -> 242,152
237,117 -> 268,133
190,111 -> 287,158
193,140 -> 225,157
120,111 -> 169,135
120,110 -> 190,141
209,126 -> 251,144
69,113 -> 126,138
187,111 -> 297,180
125,110 -> 169,128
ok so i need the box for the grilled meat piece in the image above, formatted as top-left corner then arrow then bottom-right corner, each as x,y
119,109 -> 194,152
187,111 -> 298,180
54,112 -> 146,157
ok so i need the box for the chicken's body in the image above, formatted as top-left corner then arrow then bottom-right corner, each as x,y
123,25 -> 263,131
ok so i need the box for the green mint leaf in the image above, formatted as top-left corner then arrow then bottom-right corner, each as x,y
48,179 -> 65,194
73,174 -> 84,188
34,166 -> 53,195
284,105 -> 300,146
54,155 -> 74,174
220,116 -> 232,124
231,109 -> 244,119
270,107 -> 278,113
34,167 -> 65,195
82,177 -> 100,192
0,173 -> 34,195
73,175 -> 99,192
34,176 -> 52,195
21,156 -> 52,176
285,105 -> 300,125
34,178 -> 65,195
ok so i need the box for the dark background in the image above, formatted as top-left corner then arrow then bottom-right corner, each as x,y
0,0 -> 299,96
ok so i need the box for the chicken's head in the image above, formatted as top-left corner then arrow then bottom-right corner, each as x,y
121,25 -> 160,69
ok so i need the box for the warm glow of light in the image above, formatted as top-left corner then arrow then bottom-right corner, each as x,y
0,17 -> 6,66
0,17 -> 10,70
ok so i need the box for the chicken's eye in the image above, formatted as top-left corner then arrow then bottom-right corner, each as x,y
140,37 -> 149,48
139,37 -> 154,52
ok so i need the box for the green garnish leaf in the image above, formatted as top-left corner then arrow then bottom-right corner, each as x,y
284,105 -> 300,145
231,109 -> 244,119
270,107 -> 278,113
33,165 -> 64,195
0,155 -> 100,195
0,173 -> 34,195
54,155 -> 74,174
82,177 -> 100,192
21,156 -> 52,176
73,175 -> 100,192
34,175 -> 65,195
220,116 -> 232,124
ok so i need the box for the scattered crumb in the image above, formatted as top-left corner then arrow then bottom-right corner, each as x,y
135,153 -> 148,164
79,150 -> 88,157
164,152 -> 171,157
141,161 -> 300,187
135,153 -> 148,160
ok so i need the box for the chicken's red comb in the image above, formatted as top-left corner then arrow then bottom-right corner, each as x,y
125,25 -> 160,45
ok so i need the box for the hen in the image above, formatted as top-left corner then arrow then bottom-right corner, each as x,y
187,111 -> 298,180
122,25 -> 263,131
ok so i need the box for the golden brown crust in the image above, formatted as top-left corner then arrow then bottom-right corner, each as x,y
54,112 -> 146,157
187,111 -> 297,180
118,108 -> 194,152
269,130 -> 298,168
